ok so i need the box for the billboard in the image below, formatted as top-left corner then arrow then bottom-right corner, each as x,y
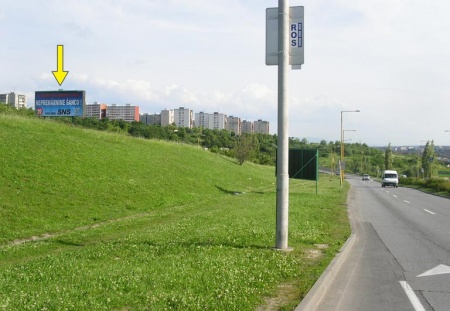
276,149 -> 318,181
288,149 -> 318,181
35,90 -> 85,117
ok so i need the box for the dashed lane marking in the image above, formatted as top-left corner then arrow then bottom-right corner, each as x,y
400,281 -> 426,311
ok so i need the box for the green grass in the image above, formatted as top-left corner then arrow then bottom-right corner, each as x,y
0,115 -> 350,310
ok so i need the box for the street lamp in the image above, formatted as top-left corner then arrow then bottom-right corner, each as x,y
340,110 -> 360,185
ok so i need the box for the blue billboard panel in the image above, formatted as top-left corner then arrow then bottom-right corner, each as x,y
35,90 -> 85,117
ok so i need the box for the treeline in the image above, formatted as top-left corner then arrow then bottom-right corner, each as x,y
0,103 -> 426,176
0,103 -> 383,169
56,116 -> 391,172
54,116 -> 279,165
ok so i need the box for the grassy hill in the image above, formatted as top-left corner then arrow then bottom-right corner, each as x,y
0,114 -> 276,242
0,114 -> 350,310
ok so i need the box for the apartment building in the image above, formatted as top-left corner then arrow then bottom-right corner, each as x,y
227,116 -> 241,135
0,92 -> 27,109
174,107 -> 193,128
85,102 -> 107,119
241,120 -> 254,134
208,112 -> 227,130
106,104 -> 139,122
140,113 -> 161,125
161,109 -> 174,126
254,119 -> 270,134
194,112 -> 209,128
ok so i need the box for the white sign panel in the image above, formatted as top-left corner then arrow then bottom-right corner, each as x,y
266,6 -> 304,66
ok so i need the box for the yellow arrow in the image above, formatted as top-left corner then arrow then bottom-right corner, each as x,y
52,45 -> 69,86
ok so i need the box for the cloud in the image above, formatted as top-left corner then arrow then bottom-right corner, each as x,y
33,72 -> 274,124
4,0 -> 450,146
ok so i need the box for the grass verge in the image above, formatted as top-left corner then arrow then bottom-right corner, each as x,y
0,115 -> 350,310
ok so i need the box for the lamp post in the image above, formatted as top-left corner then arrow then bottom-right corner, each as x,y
340,110 -> 360,185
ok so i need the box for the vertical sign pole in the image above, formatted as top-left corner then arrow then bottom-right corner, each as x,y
275,0 -> 290,250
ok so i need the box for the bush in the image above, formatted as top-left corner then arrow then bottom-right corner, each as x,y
401,177 -> 450,196
425,178 -> 450,193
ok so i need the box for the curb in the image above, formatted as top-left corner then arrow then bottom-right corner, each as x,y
294,233 -> 357,311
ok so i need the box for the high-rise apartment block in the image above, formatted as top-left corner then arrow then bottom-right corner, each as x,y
140,109 -> 174,126
174,107 -> 193,128
241,120 -> 254,134
140,113 -> 161,125
254,119 -> 270,134
208,112 -> 227,130
227,116 -> 241,135
194,112 -> 209,128
85,102 -> 107,119
194,112 -> 227,130
0,92 -> 27,109
106,104 -> 139,122
161,109 -> 174,126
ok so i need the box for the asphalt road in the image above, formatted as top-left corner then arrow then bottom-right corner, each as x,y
315,175 -> 450,311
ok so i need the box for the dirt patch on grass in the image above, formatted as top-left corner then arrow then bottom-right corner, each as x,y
257,244 -> 331,310
304,244 -> 329,260
256,283 -> 299,311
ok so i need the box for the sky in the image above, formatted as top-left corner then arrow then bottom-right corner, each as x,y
1,0 -> 450,146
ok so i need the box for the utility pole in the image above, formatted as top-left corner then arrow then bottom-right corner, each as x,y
275,0 -> 289,250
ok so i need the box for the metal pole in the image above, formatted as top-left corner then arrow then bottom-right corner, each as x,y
342,130 -> 345,181
340,111 -> 343,185
275,0 -> 290,250
340,110 -> 359,185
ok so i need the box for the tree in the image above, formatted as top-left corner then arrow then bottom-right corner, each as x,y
385,143 -> 393,170
330,153 -> 336,176
234,134 -> 257,165
422,140 -> 436,178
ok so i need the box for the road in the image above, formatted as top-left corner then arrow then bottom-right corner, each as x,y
316,174 -> 450,311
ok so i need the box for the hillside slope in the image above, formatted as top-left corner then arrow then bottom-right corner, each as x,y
0,114 -> 350,310
0,115 -> 275,243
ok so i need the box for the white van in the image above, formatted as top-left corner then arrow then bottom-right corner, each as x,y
381,170 -> 399,188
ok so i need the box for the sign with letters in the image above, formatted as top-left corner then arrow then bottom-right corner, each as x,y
35,90 -> 85,117
266,6 -> 304,66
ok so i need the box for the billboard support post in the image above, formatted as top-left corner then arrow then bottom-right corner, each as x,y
275,0 -> 290,251
266,2 -> 304,251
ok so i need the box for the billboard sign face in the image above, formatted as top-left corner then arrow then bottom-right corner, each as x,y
288,149 -> 318,181
266,6 -> 304,66
276,149 -> 318,181
35,90 -> 85,117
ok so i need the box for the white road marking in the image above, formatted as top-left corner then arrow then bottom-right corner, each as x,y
404,200 -> 411,204
417,264 -> 450,277
424,209 -> 436,215
393,195 -> 398,198
400,281 -> 426,311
